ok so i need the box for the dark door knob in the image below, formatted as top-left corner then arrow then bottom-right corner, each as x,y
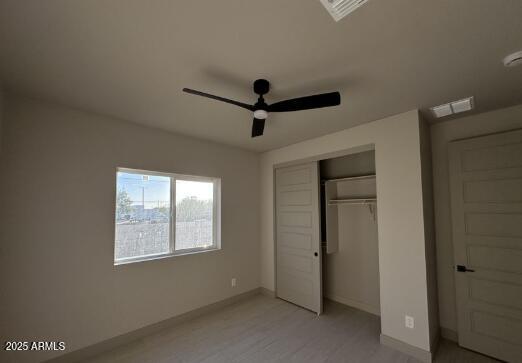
314,252 -> 318,257
456,265 -> 475,272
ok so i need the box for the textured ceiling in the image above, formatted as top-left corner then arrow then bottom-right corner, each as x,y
0,0 -> 521,151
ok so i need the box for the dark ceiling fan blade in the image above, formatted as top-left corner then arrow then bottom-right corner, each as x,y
183,88 -> 254,111
251,118 -> 265,138
268,92 -> 341,112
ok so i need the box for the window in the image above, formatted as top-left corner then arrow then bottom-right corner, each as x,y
114,168 -> 220,264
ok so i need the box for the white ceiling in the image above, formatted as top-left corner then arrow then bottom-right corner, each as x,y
1,0 -> 521,152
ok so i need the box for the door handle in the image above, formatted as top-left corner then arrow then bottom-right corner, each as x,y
314,252 -> 318,257
456,265 -> 475,272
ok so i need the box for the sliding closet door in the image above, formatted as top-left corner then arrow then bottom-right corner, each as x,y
275,162 -> 322,313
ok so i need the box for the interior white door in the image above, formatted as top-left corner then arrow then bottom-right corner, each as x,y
449,128 -> 522,362
275,162 -> 322,313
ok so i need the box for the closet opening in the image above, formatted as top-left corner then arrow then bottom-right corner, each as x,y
319,150 -> 381,317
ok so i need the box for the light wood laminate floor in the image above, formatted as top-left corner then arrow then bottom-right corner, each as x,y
85,295 -> 499,363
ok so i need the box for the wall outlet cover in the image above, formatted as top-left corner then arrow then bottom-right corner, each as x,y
405,315 -> 414,329
231,278 -> 237,287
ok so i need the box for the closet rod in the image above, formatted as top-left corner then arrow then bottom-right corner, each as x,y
328,198 -> 376,205
321,174 -> 376,184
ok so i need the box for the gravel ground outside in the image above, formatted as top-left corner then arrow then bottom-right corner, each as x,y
115,220 -> 212,260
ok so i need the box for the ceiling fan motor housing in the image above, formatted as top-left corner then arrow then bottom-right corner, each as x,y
253,79 -> 270,116
253,79 -> 270,95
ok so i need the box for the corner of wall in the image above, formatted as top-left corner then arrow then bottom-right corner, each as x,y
254,151 -> 263,289
418,115 -> 440,350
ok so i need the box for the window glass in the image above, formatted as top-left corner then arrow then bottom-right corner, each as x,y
175,180 -> 214,250
115,172 -> 171,261
114,169 -> 220,264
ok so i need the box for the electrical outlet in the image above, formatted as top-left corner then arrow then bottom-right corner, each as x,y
405,315 -> 414,329
231,278 -> 237,287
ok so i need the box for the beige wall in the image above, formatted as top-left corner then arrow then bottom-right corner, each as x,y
431,104 -> 522,335
325,203 -> 380,315
0,96 -> 260,363
260,110 -> 436,352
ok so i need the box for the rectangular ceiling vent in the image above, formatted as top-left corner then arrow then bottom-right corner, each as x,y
320,0 -> 370,22
430,96 -> 474,118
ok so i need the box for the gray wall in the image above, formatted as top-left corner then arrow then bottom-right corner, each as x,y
431,104 -> 522,336
0,96 -> 261,363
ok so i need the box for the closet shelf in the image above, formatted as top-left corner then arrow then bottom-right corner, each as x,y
328,197 -> 376,205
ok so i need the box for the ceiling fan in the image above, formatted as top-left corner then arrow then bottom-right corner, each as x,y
182,79 -> 341,137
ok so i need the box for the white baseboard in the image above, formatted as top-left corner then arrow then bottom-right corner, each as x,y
325,294 -> 380,316
380,334 -> 433,363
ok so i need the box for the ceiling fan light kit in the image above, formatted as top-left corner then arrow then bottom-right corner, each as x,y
253,110 -> 268,119
183,79 -> 341,138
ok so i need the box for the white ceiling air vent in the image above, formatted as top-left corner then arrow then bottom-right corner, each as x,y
320,0 -> 370,22
430,97 -> 474,118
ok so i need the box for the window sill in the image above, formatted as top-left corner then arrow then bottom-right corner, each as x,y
114,247 -> 221,266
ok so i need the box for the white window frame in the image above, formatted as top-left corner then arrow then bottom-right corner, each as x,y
114,167 -> 221,265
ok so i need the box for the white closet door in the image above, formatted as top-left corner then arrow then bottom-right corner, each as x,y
275,162 -> 322,313
449,128 -> 522,362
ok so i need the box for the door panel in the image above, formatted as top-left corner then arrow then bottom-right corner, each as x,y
469,278 -> 522,309
279,211 -> 313,227
275,162 -> 322,313
463,178 -> 522,202
449,128 -> 522,362
468,246 -> 522,274
465,213 -> 522,237
279,190 -> 313,206
471,311 -> 522,346
461,142 -> 522,171
279,232 -> 312,250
